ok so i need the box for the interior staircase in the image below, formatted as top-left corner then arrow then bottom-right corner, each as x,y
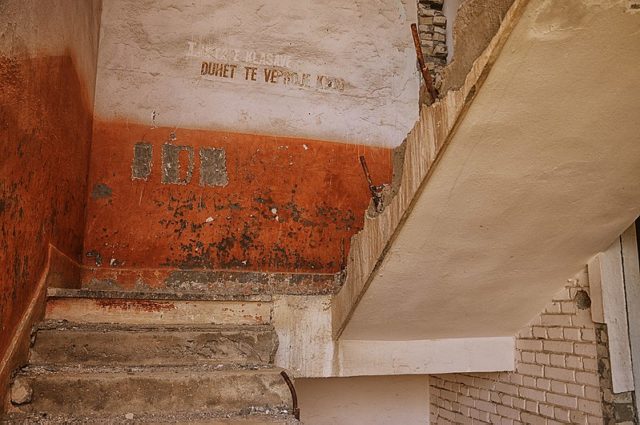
2,288 -> 298,424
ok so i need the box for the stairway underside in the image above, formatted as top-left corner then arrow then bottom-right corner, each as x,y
342,0 -> 640,340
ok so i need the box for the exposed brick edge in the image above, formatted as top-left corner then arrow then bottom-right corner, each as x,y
429,269 -> 638,424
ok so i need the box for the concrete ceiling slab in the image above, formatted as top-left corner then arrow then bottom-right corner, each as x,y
342,0 -> 640,340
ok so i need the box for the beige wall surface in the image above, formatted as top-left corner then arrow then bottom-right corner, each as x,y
297,375 -> 430,425
94,0 -> 420,147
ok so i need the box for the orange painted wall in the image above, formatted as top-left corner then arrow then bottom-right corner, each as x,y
0,55 -> 93,356
84,121 -> 392,282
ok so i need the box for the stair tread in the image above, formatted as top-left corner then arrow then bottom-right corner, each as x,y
17,364 -> 284,376
47,287 -> 272,302
1,413 -> 298,424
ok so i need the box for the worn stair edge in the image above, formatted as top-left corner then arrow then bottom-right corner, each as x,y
30,322 -> 278,366
1,412 -> 298,425
10,365 -> 293,416
47,287 -> 272,302
44,297 -> 272,325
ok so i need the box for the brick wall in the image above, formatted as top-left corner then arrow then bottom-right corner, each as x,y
429,269 -> 619,424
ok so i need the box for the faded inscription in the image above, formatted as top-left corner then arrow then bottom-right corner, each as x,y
199,61 -> 345,92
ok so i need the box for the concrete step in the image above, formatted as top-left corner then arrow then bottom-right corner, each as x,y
44,289 -> 272,326
30,322 -> 278,367
47,287 -> 273,302
1,412 -> 298,424
10,365 -> 293,417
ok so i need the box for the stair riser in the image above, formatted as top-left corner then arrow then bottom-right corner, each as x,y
12,371 -> 292,416
44,298 -> 271,325
30,329 -> 277,366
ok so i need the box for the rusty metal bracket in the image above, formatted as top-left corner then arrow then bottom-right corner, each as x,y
280,370 -> 300,420
411,23 -> 439,101
359,156 -> 385,213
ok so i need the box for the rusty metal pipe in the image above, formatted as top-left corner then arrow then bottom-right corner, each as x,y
411,23 -> 439,101
280,370 -> 300,420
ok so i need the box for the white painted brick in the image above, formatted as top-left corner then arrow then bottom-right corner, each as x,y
544,366 -> 574,382
574,343 -> 597,357
535,352 -> 550,365
581,328 -> 596,342
576,371 -> 599,386
566,383 -> 584,397
565,355 -> 582,370
519,387 -> 545,402
521,413 -> 546,424
532,327 -> 547,339
554,406 -> 571,421
571,310 -> 594,327
549,354 -> 566,367
562,328 -> 581,341
497,405 -> 521,421
540,314 -> 572,327
475,400 -> 497,414
543,340 -> 573,353
546,393 -> 578,409
584,385 -> 601,401
522,376 -> 536,388
521,351 -> 535,363
546,327 -> 563,339
535,378 -> 551,391
511,397 -> 526,410
569,410 -> 587,423
516,363 -> 544,377
560,301 -> 576,314
539,403 -> 554,418
550,380 -> 566,394
525,400 -> 538,413
586,415 -> 604,424
583,358 -> 597,371
578,398 -> 603,416
545,302 -> 562,314
495,382 -> 519,396
516,339 -> 543,351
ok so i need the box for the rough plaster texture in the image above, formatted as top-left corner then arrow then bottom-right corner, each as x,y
440,0 -> 516,93
342,0 -> 640,340
94,0 -> 419,147
297,376 -> 431,425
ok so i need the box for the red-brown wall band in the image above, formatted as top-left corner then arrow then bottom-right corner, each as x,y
0,55 -> 93,357
84,121 -> 393,287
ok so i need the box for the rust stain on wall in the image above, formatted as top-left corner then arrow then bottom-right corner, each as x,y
84,121 -> 393,278
0,55 -> 93,357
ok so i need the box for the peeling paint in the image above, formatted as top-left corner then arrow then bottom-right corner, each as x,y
85,121 -> 392,275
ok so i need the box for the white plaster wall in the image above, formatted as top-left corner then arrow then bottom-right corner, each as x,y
297,375 -> 430,425
443,0 -> 462,61
94,0 -> 420,147
0,0 -> 103,102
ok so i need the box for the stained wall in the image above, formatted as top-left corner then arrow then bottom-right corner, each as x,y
84,0 -> 411,288
0,1 -> 102,361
